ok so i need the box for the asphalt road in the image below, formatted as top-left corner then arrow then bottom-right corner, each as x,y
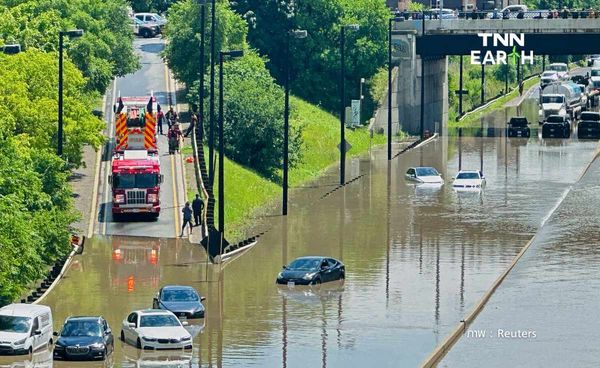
96,37 -> 186,239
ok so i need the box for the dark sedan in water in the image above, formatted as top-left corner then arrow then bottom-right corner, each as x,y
153,285 -> 206,319
53,316 -> 113,361
277,257 -> 345,286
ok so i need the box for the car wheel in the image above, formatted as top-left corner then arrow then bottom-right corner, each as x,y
28,346 -> 32,355
340,270 -> 345,280
120,331 -> 125,342
136,338 -> 142,349
312,277 -> 322,285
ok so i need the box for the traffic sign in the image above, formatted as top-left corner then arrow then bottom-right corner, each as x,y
337,139 -> 352,153
351,100 -> 361,126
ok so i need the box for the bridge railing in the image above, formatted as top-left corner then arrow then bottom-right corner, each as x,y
394,10 -> 600,21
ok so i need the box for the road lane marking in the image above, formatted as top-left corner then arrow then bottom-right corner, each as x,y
164,64 -> 181,237
102,79 -> 117,235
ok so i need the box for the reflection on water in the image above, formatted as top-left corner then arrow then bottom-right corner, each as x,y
0,349 -> 52,368
36,116 -> 598,367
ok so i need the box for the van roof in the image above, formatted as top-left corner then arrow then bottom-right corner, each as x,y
0,304 -> 51,317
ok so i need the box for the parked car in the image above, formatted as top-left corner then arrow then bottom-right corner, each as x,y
405,167 -> 444,184
507,116 -> 531,138
426,8 -> 457,19
577,111 -> 600,139
587,54 -> 600,67
121,310 -> 192,350
500,4 -> 528,17
53,316 -> 113,361
542,115 -> 571,138
540,71 -> 559,88
130,17 -> 160,38
452,170 -> 485,189
0,304 -> 53,355
546,63 -> 569,80
153,286 -> 206,319
277,257 -> 345,286
134,13 -> 167,31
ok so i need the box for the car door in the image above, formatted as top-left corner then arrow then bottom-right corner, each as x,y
320,259 -> 332,282
103,319 -> 114,351
327,259 -> 340,281
124,313 -> 138,343
406,168 -> 416,181
30,317 -> 40,351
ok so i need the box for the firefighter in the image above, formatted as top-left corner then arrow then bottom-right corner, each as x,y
168,124 -> 183,153
192,194 -> 204,227
184,114 -> 197,138
166,106 -> 178,128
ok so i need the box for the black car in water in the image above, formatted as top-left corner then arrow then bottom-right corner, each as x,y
577,111 -> 600,139
507,116 -> 531,138
542,115 -> 571,138
153,285 -> 206,319
53,316 -> 114,361
276,257 -> 345,286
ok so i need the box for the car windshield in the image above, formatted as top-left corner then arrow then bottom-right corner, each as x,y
542,96 -> 564,104
456,172 -> 480,179
548,64 -> 567,72
581,113 -> 600,121
546,116 -> 565,123
161,289 -> 198,302
140,314 -> 181,328
415,167 -> 439,176
591,69 -> 600,77
288,258 -> 321,271
510,118 -> 527,126
542,72 -> 556,78
0,316 -> 31,333
61,321 -> 102,337
113,174 -> 158,189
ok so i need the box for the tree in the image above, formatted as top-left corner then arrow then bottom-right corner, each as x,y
0,0 -> 139,93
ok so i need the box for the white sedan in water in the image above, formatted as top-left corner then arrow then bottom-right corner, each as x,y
121,309 -> 192,350
452,170 -> 485,189
405,167 -> 444,184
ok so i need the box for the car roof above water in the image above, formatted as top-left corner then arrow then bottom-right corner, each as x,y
0,304 -> 51,317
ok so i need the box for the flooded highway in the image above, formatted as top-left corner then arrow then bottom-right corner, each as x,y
439,151 -> 600,368
9,116 -> 596,367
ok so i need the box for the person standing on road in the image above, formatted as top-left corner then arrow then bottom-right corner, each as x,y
180,202 -> 193,237
157,108 -> 165,135
166,106 -> 178,129
192,194 -> 204,227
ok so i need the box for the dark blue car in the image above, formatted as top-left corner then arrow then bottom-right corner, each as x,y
277,257 -> 345,286
53,316 -> 113,361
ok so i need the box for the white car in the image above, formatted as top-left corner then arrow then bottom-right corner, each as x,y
587,55 -> 600,67
121,310 -> 192,350
453,170 -> 485,189
540,71 -> 558,88
546,63 -> 569,80
405,167 -> 444,184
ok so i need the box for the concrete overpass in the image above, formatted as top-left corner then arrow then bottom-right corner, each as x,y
390,18 -> 600,135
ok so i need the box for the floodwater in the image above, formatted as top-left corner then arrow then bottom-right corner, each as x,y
439,153 -> 600,367
5,98 -> 599,367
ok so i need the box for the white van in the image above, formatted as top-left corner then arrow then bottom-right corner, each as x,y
0,304 -> 53,355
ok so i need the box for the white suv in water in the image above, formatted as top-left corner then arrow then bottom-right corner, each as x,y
0,304 -> 53,355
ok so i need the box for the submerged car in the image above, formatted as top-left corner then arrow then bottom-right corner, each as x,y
542,115 -> 571,138
53,316 -> 114,361
121,310 -> 192,350
153,286 -> 206,319
277,257 -> 345,286
453,170 -> 485,189
577,111 -> 600,139
405,167 -> 444,184
507,116 -> 530,138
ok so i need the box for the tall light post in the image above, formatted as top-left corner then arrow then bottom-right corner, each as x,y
218,50 -> 244,233
283,29 -> 307,216
388,17 -> 402,161
209,0 -> 217,186
197,0 -> 207,144
340,24 -> 359,186
58,29 -> 84,157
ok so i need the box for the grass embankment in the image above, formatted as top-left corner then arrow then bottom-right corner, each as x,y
449,76 -> 540,129
183,96 -> 387,240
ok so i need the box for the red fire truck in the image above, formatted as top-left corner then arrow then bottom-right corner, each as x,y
109,150 -> 163,219
113,95 -> 159,152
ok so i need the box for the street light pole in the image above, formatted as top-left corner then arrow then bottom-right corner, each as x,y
217,50 -> 244,233
58,29 -> 83,157
209,0 -> 217,186
339,24 -> 359,186
198,0 -> 206,143
387,17 -> 402,161
283,29 -> 307,216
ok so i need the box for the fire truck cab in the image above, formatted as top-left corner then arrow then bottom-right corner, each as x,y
109,150 -> 163,219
